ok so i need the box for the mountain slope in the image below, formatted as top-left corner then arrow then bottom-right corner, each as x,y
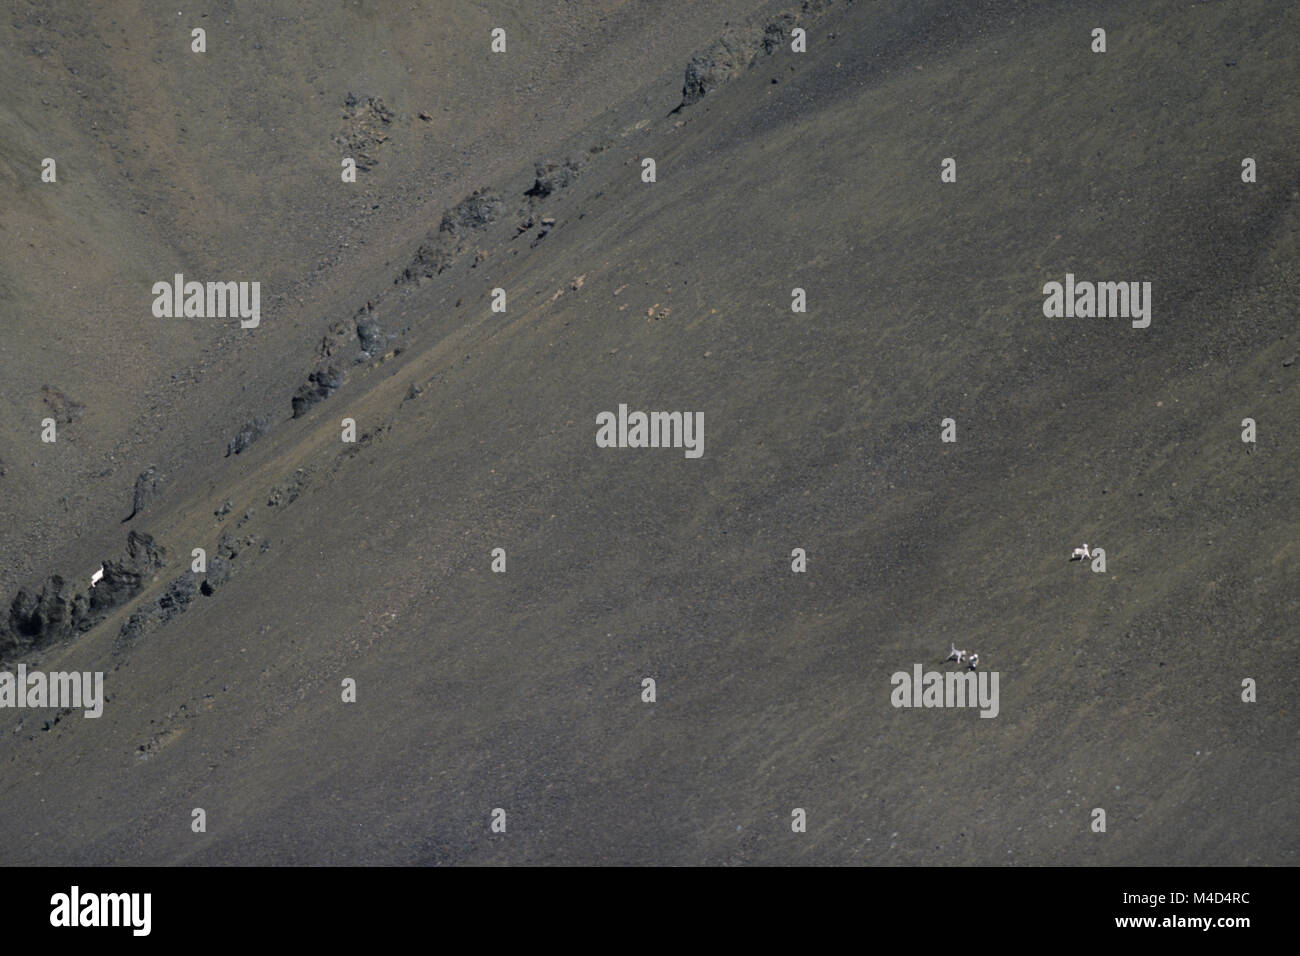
1,0 -> 1296,865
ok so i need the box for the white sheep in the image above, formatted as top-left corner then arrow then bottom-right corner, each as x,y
967,652 -> 980,671
944,643 -> 967,665
90,565 -> 104,588
1070,543 -> 1091,561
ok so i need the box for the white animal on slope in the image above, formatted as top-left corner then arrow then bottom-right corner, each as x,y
967,652 -> 980,671
944,643 -> 967,665
1070,543 -> 1091,561
90,565 -> 104,588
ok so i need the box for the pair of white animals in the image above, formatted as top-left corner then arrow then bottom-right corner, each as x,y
944,644 -> 980,671
939,544 -> 1089,668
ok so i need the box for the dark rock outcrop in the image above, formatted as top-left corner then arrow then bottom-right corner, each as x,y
116,572 -> 198,650
5,576 -> 83,653
396,188 -> 502,286
1,531 -> 166,661
439,187 -> 502,234
398,237 -> 457,284
335,93 -> 395,172
226,417 -> 271,456
156,573 -> 198,621
216,530 -> 260,562
267,469 -> 311,508
318,302 -> 386,364
292,365 -> 346,418
87,531 -> 167,616
356,315 -> 386,356
123,465 -> 164,521
675,3 -> 834,111
200,555 -> 231,596
679,28 -> 765,108
525,158 -> 582,198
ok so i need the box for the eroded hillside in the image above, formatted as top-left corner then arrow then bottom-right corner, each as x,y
1,0 -> 1296,865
